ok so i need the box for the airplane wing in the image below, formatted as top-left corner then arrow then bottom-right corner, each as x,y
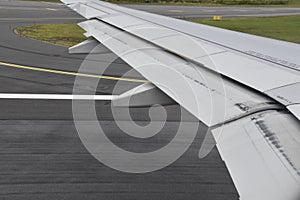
60,0 -> 300,199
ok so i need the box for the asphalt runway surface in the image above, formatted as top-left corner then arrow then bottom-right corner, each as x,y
2,0 -> 298,199
125,4 -> 300,19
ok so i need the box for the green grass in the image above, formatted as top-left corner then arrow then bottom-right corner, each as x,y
16,15 -> 300,46
289,0 -> 300,6
16,24 -> 86,47
192,15 -> 300,44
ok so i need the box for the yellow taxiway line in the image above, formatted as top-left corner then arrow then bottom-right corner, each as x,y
46,8 -> 57,11
0,61 -> 147,83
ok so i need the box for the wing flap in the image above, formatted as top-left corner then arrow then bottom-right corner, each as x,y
212,111 -> 300,200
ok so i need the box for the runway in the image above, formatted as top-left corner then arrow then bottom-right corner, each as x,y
125,4 -> 300,19
1,0 -> 297,199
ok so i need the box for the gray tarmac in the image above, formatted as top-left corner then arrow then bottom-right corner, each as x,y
2,0 -> 295,199
125,4 -> 300,19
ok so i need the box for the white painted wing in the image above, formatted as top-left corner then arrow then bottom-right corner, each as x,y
60,0 -> 300,199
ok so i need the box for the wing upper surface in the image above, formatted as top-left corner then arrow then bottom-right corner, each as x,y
60,0 -> 300,199
62,0 -> 300,120
78,19 -> 280,126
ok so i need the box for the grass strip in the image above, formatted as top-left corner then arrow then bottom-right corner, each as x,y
16,16 -> 300,47
192,15 -> 300,44
16,24 -> 86,47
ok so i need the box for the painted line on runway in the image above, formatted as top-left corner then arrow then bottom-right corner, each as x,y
0,18 -> 83,21
168,10 -> 183,13
201,10 -> 217,12
0,93 -> 117,100
46,8 -> 57,11
0,61 -> 147,83
0,6 -> 53,11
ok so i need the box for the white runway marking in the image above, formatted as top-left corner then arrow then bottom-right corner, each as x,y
0,93 -> 117,100
46,8 -> 57,11
168,10 -> 183,13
